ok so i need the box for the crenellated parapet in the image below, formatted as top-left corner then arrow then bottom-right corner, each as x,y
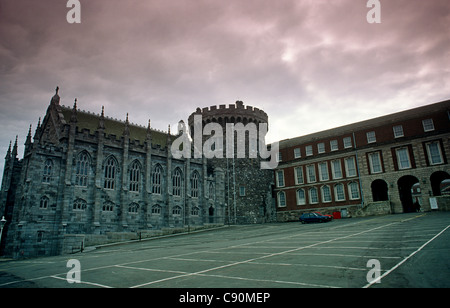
188,101 -> 268,133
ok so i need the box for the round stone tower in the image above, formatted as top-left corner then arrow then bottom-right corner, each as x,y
188,101 -> 275,224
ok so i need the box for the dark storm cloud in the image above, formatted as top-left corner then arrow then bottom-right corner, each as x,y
0,0 -> 449,173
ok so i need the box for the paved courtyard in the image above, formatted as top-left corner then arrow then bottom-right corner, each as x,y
1,212 -> 449,289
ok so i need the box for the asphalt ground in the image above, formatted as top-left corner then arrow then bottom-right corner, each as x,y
0,212 -> 449,290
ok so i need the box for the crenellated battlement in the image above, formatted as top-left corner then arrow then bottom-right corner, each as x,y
188,101 -> 268,129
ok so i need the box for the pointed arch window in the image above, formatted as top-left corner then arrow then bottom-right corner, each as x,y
129,161 -> 141,192
172,168 -> 183,197
152,164 -> 163,194
208,182 -> 215,200
40,196 -> 49,209
43,159 -> 53,183
172,206 -> 182,216
128,203 -> 140,214
191,171 -> 199,198
191,206 -> 200,216
104,157 -> 117,190
102,201 -> 114,212
73,198 -> 87,211
75,152 -> 90,187
151,204 -> 162,215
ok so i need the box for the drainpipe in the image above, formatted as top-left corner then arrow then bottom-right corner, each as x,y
353,132 -> 364,208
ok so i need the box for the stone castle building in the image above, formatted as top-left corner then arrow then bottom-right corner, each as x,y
0,88 -> 275,258
188,101 -> 275,224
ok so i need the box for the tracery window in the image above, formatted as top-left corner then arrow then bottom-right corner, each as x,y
172,168 -> 183,197
73,198 -> 87,211
128,203 -> 139,214
75,152 -> 90,187
129,161 -> 141,192
191,171 -> 199,198
43,159 -> 53,183
40,196 -> 49,209
152,165 -> 163,194
104,157 -> 117,190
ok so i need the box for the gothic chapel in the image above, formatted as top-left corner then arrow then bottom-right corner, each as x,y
0,88 -> 226,258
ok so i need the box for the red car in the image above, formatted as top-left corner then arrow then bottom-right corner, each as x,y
314,212 -> 333,221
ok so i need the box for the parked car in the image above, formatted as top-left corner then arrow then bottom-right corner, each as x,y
299,212 -> 332,224
314,212 -> 333,221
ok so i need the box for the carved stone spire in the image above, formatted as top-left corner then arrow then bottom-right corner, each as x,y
98,106 -> 105,130
70,99 -> 78,123
123,113 -> 130,137
51,86 -> 60,105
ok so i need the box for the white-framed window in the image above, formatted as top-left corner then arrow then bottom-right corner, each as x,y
368,152 -> 383,174
129,161 -> 141,193
306,165 -> 316,183
343,137 -> 352,149
277,191 -> 287,207
422,119 -> 435,132
396,147 -> 412,170
294,166 -> 304,185
335,183 -> 346,201
104,157 -> 117,190
294,148 -> 301,158
393,125 -> 404,138
321,185 -> 332,203
331,160 -> 343,179
306,145 -> 313,156
276,170 -> 285,187
276,152 -> 282,162
348,182 -> 360,200
172,168 -> 183,197
344,157 -> 357,177
318,162 -> 329,181
317,143 -> 325,154
296,189 -> 306,205
309,187 -> 319,204
75,152 -> 89,187
43,159 -> 53,184
152,164 -> 163,195
366,131 -> 376,143
426,141 -> 444,165
330,140 -> 338,151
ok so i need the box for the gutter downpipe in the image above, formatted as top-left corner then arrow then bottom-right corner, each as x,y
353,132 -> 364,208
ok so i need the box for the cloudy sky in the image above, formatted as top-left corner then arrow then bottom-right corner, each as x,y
0,0 -> 449,174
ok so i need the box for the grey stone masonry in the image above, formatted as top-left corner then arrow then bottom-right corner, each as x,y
0,88 -> 226,258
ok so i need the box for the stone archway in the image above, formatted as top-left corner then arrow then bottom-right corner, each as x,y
397,175 -> 420,213
209,206 -> 214,223
430,171 -> 450,196
371,179 -> 389,202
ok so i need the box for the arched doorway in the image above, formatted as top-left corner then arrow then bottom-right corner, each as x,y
209,206 -> 214,223
371,179 -> 388,202
397,175 -> 420,213
430,171 -> 450,196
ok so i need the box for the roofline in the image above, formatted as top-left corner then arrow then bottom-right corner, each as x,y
278,99 -> 450,148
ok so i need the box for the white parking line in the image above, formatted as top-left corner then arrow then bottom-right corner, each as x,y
129,220 -> 401,288
363,224 -> 450,288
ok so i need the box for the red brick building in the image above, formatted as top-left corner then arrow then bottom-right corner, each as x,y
274,100 -> 450,221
